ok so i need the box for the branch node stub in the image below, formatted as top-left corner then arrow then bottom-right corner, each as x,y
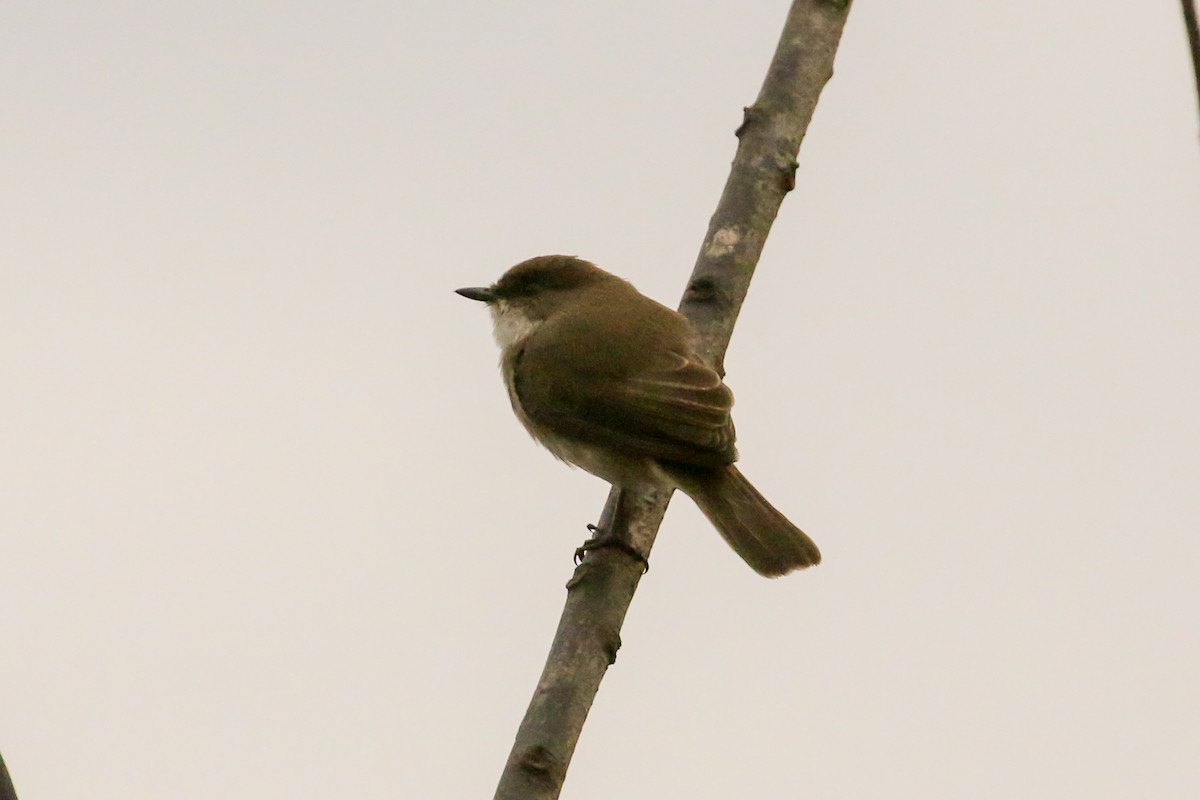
683,275 -> 721,305
565,560 -> 596,590
782,158 -> 799,192
735,105 -> 764,138
603,631 -> 623,665
516,744 -> 566,785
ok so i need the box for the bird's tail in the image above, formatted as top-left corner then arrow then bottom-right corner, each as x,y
666,464 -> 820,577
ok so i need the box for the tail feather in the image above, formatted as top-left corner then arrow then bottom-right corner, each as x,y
666,465 -> 820,577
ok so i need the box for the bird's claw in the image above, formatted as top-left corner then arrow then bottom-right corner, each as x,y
575,524 -> 649,573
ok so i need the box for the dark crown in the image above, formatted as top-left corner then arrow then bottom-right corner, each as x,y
493,255 -> 608,298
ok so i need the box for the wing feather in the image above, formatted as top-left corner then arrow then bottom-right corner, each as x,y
515,336 -> 737,468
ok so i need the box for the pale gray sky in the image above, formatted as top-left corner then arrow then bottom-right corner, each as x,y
3,2 -> 1198,798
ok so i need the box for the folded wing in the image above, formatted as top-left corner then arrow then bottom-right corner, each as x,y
514,342 -> 737,468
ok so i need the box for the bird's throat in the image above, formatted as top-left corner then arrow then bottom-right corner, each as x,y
490,300 -> 540,350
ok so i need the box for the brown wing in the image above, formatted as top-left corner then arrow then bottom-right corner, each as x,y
514,340 -> 738,469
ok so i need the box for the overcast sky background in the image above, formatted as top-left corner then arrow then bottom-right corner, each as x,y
3,2 -> 1199,798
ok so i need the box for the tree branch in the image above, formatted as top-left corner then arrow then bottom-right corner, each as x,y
493,2 -> 853,798
0,751 -> 18,800
1183,0 -> 1200,128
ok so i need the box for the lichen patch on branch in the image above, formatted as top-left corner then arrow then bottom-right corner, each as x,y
704,227 -> 742,258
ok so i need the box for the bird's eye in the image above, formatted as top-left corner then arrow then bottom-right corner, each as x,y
502,278 -> 537,297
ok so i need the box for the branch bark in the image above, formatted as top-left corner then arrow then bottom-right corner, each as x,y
0,751 -> 18,800
1183,0 -> 1200,127
493,2 -> 853,798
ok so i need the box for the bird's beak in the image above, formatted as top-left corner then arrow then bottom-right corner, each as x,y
455,286 -> 496,303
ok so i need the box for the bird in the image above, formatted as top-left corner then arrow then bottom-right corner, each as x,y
456,255 -> 819,577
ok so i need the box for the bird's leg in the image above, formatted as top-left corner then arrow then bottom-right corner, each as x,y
574,488 -> 650,573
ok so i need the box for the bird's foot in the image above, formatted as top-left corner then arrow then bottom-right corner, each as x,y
574,524 -> 649,573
